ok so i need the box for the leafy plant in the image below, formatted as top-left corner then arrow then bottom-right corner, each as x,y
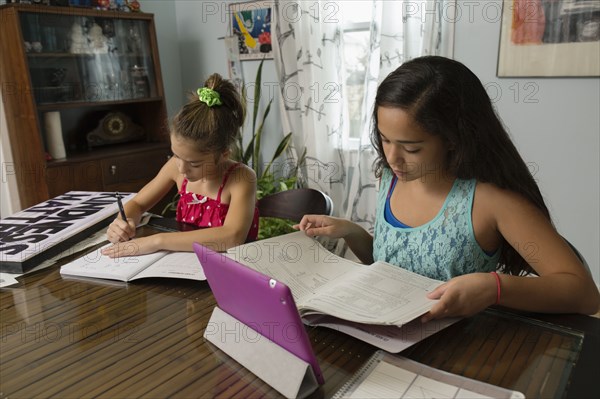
235,59 -> 297,189
236,58 -> 305,238
257,217 -> 296,240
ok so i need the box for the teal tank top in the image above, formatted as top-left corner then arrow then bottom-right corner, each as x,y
373,168 -> 500,281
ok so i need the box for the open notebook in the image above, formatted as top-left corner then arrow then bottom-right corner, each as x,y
333,350 -> 524,399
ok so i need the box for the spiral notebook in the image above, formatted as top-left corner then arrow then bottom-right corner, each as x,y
333,350 -> 524,399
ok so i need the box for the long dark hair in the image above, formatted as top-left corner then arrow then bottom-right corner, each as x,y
371,56 -> 550,275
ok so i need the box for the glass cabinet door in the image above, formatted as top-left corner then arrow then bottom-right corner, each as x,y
20,12 -> 158,104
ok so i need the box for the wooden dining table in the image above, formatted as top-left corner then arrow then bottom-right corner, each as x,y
1,226 -> 598,398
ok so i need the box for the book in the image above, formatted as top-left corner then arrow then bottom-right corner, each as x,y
0,229 -> 108,288
60,245 -> 206,282
333,350 -> 524,398
0,191 -> 134,274
226,232 -> 458,352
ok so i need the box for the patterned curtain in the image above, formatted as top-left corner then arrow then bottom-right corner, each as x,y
272,0 -> 349,212
273,0 -> 455,256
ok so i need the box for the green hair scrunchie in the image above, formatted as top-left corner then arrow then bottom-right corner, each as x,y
197,87 -> 222,107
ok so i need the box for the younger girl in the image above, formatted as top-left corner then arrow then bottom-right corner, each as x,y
103,73 -> 259,257
296,56 -> 599,320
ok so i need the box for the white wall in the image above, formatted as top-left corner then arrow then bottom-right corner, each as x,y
0,95 -> 21,217
142,0 -> 184,119
174,0 -> 228,99
453,0 -> 599,284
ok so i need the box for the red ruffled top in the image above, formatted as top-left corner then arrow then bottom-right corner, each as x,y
176,163 -> 259,242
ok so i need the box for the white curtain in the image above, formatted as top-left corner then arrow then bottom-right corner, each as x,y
272,0 -> 350,210
273,0 -> 455,255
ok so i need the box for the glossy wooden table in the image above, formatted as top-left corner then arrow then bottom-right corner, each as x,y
1,229 -> 598,398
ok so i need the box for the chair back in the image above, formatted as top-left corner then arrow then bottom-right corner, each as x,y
257,189 -> 333,222
563,237 -> 592,274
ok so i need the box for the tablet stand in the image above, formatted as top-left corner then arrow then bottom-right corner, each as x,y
204,306 -> 319,399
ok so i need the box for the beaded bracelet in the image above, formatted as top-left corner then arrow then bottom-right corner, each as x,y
490,271 -> 501,305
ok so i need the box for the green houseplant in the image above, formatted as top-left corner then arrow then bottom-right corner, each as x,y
236,58 -> 305,239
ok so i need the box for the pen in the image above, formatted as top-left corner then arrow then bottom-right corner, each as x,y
116,192 -> 127,221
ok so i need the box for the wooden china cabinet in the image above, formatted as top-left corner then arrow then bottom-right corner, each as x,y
0,3 -> 170,209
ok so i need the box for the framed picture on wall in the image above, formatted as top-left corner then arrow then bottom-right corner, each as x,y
497,0 -> 600,77
229,0 -> 273,61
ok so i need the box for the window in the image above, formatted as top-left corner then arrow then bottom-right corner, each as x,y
340,1 -> 373,141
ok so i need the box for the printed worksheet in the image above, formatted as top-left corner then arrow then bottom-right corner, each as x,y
227,232 -> 443,326
227,232 -> 360,301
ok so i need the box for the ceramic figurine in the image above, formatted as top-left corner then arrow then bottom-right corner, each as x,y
127,0 -> 141,12
87,23 -> 108,54
96,0 -> 110,10
31,41 -> 43,53
70,23 -> 90,54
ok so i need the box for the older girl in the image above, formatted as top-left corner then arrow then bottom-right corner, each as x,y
296,56 -> 599,319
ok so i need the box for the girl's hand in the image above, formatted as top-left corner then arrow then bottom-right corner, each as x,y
101,235 -> 160,258
293,215 -> 354,239
106,217 -> 136,243
421,273 -> 498,322
296,215 -> 374,265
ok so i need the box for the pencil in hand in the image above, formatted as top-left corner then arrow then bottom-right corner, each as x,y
116,192 -> 127,221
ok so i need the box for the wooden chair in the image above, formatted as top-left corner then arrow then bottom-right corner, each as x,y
257,188 -> 334,222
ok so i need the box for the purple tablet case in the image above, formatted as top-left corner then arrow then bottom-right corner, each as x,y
193,242 -> 324,385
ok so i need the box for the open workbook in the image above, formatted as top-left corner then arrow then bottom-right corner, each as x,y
226,232 -> 457,352
60,244 -> 206,282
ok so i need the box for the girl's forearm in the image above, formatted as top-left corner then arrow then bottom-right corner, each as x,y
498,273 -> 600,315
123,200 -> 146,224
151,225 -> 248,253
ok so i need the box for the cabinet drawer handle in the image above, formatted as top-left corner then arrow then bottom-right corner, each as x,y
110,165 -> 117,175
